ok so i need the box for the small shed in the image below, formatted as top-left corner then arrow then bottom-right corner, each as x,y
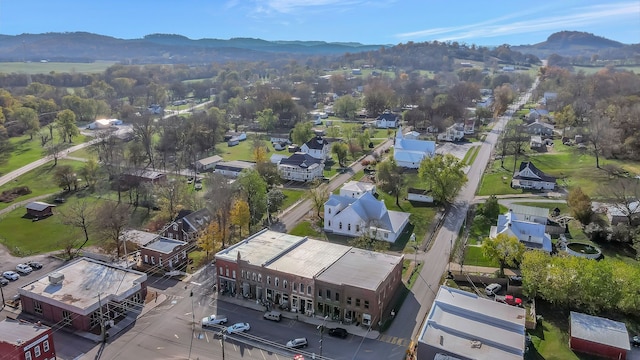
26,201 -> 56,218
570,311 -> 630,360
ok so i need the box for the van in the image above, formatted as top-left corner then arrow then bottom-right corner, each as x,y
485,283 -> 502,296
263,311 -> 282,322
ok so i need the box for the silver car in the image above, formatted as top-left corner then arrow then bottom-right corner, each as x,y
3,271 -> 20,281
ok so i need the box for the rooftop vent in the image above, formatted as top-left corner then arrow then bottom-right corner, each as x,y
470,340 -> 482,349
48,272 -> 64,285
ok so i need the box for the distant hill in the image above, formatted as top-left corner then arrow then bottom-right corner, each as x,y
512,31 -> 635,58
0,32 -> 386,64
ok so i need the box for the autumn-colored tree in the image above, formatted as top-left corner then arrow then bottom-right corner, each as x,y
252,138 -> 268,163
230,198 -> 250,238
197,221 -> 223,260
567,187 -> 593,225
481,233 -> 525,276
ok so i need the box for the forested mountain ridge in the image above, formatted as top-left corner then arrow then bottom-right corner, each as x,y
512,31 -> 638,59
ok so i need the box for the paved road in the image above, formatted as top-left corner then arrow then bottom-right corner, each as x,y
385,80 -> 540,345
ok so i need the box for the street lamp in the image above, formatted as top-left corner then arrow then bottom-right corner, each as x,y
318,315 -> 328,357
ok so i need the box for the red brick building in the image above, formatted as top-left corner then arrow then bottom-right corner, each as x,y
139,237 -> 188,273
0,319 -> 56,360
162,208 -> 212,242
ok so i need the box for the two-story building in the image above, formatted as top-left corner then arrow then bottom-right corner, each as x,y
375,111 -> 399,129
511,161 -> 557,190
300,136 -> 330,160
139,237 -> 188,273
277,152 -> 324,182
162,208 -> 213,242
0,319 -> 56,360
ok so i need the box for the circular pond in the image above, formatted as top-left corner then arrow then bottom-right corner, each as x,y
565,242 -> 602,260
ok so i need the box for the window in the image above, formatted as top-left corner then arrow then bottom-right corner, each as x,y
219,267 -> 223,275
25,351 -> 32,360
300,283 -> 304,293
144,254 -> 148,263
275,277 -> 279,287
347,297 -> 352,305
356,224 -> 360,232
151,256 -> 155,265
364,300 -> 369,309
159,257 -> 163,266
356,298 -> 361,307
62,310 -> 72,326
328,208 -> 331,214
283,280 -> 288,289
43,340 -> 49,352
242,270 -> 246,279
326,290 -> 331,299
173,224 -> 178,231
328,220 -> 331,227
34,345 -> 41,357
225,268 -> 229,277
292,282 -> 296,292
267,276 -> 271,285
335,293 -> 339,301
252,273 -> 257,281
318,289 -> 322,297
232,270 -> 236,279
308,285 -> 312,295
348,223 -> 351,231
258,274 -> 262,282
384,233 -> 388,239
339,222 -> 342,230
34,300 -> 42,315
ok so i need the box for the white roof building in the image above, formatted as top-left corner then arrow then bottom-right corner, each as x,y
339,181 -> 376,198
490,210 -> 552,252
394,127 -> 435,168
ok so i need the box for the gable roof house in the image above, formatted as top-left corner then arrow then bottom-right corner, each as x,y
375,111 -> 399,129
300,136 -> 330,160
570,312 -> 631,360
526,120 -> 554,136
394,127 -> 436,168
194,155 -> 223,171
490,209 -> 552,252
278,152 -> 324,182
526,109 -> 551,123
437,123 -> 465,142
511,161 -> 556,190
417,286 -> 527,360
324,192 -> 410,243
339,181 -> 376,198
25,201 -> 56,218
606,200 -> 640,226
162,208 -> 213,242
214,160 -> 255,178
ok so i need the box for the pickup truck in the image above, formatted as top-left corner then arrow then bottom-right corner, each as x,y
202,314 -> 227,327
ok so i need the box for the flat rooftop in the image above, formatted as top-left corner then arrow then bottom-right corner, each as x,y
143,237 -> 186,254
419,286 -> 526,360
216,230 -> 304,266
0,319 -> 50,346
315,247 -> 403,291
121,229 -> 158,247
19,257 -> 147,316
266,238 -> 349,279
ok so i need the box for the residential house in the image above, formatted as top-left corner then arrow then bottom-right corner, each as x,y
86,118 -> 122,130
606,201 -> 639,226
417,286 -> 527,360
394,127 -> 436,168
530,135 -> 543,149
0,319 -> 56,360
437,123 -> 465,142
270,154 -> 287,164
375,111 -> 399,129
194,155 -> 223,171
339,181 -> 376,198
407,188 -> 433,203
214,160 -> 255,178
278,152 -> 324,182
139,237 -> 188,273
464,118 -> 476,134
300,136 -> 330,160
25,202 -> 55,218
18,257 -> 147,333
507,204 -> 549,225
163,208 -> 213,242
527,109 -> 550,122
121,169 -> 166,185
570,312 -> 630,360
490,209 -> 552,252
323,192 -> 410,243
403,130 -> 421,140
526,120 -> 554,136
511,161 -> 556,190
214,229 -> 403,329
270,135 -> 290,144
351,68 -> 362,75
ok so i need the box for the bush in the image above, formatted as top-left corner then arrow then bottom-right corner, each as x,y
0,186 -> 32,203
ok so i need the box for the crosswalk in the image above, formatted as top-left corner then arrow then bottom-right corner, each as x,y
377,334 -> 411,347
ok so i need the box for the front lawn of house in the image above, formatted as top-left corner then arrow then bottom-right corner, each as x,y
0,135 -> 92,176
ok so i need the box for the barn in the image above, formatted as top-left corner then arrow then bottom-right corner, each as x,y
569,311 -> 631,360
25,201 -> 56,218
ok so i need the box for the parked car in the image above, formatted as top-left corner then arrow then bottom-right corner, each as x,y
328,327 -> 348,339
26,261 -> 43,270
286,338 -> 308,349
0,277 -> 8,286
187,177 -> 194,184
202,314 -> 228,327
485,283 -> 501,296
194,183 -> 203,190
509,275 -> 523,285
632,335 -> 640,347
263,311 -> 282,322
499,295 -> 523,307
3,271 -> 19,281
15,264 -> 33,275
226,322 -> 250,334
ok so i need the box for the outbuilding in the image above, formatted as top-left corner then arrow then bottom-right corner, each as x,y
25,201 -> 56,218
570,311 -> 631,360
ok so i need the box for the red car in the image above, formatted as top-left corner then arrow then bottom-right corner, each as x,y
504,295 -> 523,307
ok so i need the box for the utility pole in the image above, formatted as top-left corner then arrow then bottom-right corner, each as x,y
318,315 -> 328,357
97,293 -> 107,343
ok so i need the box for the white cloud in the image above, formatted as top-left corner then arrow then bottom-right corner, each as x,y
396,2 -> 639,42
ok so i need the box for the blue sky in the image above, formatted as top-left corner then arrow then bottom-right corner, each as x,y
0,0 -> 638,46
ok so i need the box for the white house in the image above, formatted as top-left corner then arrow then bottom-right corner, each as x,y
403,130 -> 421,140
324,192 -> 410,243
511,161 -> 556,190
375,111 -> 399,129
407,188 -> 433,203
394,127 -> 436,168
437,123 -> 465,142
214,160 -> 255,178
507,204 -> 549,225
340,181 -> 376,198
194,155 -> 223,171
278,152 -> 324,182
300,136 -> 330,160
86,118 -> 122,129
490,210 -> 552,252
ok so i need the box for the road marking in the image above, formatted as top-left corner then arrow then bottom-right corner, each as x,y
190,281 -> 202,286
260,350 -> 267,360
205,332 -> 210,343
174,334 -> 179,339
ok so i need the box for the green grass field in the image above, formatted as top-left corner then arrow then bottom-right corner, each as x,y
463,245 -> 499,267
0,61 -> 117,75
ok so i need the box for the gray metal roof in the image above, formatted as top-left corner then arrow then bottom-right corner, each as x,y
215,230 -> 304,266
26,201 -> 55,211
315,247 -> 403,291
419,286 -> 526,360
0,319 -> 51,346
570,311 -> 631,350
143,237 -> 187,254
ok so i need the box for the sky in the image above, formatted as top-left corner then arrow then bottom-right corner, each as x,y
0,0 -> 638,46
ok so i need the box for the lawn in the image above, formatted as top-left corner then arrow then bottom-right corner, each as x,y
0,61 -> 117,75
0,159 -> 86,211
463,245 -> 499,267
289,220 -> 325,238
214,137 -> 269,161
280,188 -> 305,210
68,146 -> 97,160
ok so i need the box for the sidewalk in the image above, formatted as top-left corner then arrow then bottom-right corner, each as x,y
217,294 -> 380,340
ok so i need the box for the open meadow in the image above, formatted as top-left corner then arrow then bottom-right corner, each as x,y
0,61 -> 117,74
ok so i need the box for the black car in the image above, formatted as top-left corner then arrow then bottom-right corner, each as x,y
328,327 -> 348,339
26,261 -> 43,270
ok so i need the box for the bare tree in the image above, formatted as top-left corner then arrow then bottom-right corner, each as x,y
58,198 -> 95,257
307,180 -> 329,220
601,178 -> 640,226
95,202 -> 131,257
45,142 -> 66,166
131,114 -> 157,168
586,103 -> 612,169
205,173 -> 236,248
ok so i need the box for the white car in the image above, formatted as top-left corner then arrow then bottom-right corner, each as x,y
202,314 -> 227,327
3,271 -> 20,281
16,264 -> 33,275
485,283 -> 502,296
226,322 -> 250,334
